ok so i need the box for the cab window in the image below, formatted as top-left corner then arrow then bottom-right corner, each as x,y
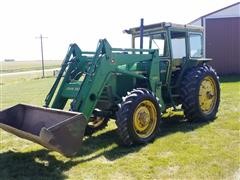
189,34 -> 203,58
170,31 -> 187,59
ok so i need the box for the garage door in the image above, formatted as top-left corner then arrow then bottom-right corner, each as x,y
206,17 -> 240,75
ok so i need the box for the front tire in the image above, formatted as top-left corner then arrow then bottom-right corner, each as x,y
180,65 -> 220,121
116,88 -> 161,146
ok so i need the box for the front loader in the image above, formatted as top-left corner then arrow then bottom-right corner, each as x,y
0,22 -> 220,156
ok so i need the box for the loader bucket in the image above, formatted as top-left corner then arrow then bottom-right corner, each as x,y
0,104 -> 87,157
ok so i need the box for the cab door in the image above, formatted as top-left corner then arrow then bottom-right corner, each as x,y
150,32 -> 170,86
169,31 -> 188,87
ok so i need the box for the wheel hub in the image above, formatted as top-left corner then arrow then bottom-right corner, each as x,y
133,100 -> 157,138
206,91 -> 214,99
135,107 -> 150,131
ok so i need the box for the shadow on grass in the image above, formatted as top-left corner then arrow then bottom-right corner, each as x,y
0,129 -> 142,179
78,129 -> 144,161
0,149 -> 78,180
160,115 -> 215,136
0,115 -> 213,179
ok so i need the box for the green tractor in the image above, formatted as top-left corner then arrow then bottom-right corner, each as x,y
0,22 -> 220,156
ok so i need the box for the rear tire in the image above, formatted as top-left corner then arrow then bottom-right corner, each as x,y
180,65 -> 220,121
116,88 -> 161,146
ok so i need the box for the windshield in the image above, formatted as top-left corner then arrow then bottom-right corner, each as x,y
151,32 -> 168,57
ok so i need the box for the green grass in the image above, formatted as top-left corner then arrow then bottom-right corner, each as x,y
0,74 -> 239,179
0,60 -> 61,73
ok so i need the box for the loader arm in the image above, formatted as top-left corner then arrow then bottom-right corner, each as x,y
44,39 -> 115,119
70,39 -> 115,118
44,43 -> 82,107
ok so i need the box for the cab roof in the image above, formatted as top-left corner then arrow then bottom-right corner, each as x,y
124,22 -> 203,37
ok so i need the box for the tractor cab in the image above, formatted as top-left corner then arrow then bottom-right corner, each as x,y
124,22 -> 204,59
124,22 -> 206,107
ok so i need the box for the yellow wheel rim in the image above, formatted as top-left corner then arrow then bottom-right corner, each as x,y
199,76 -> 217,114
133,100 -> 157,138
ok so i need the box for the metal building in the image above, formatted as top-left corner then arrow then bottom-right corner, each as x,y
189,2 -> 240,75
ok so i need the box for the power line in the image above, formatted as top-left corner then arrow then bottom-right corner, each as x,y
36,34 -> 48,78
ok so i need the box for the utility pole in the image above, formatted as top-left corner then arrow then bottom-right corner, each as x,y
36,34 -> 47,78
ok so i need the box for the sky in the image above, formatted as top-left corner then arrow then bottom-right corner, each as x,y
0,0 -> 238,61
